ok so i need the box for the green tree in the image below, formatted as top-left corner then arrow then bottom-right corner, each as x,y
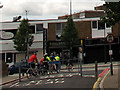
13,19 -> 34,58
101,2 -> 120,26
61,16 -> 79,57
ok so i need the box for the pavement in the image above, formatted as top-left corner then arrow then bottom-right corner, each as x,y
100,68 -> 120,89
1,62 -> 120,89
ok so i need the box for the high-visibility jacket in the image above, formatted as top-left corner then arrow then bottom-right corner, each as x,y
50,56 -> 56,61
43,56 -> 51,62
55,56 -> 60,61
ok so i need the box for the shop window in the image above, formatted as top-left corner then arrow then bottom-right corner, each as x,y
6,53 -> 13,63
36,24 -> 43,32
92,21 -> 97,28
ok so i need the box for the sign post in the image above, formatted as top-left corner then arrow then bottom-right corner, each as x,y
106,33 -> 114,75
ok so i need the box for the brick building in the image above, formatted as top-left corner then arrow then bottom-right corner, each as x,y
1,6 -> 120,65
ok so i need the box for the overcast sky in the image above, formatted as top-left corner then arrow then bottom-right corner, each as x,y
0,0 -> 105,22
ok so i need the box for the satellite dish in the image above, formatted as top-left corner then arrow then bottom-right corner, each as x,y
13,16 -> 22,22
0,5 -> 3,8
18,16 -> 21,20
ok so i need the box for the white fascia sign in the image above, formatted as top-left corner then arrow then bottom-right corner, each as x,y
0,31 -> 14,39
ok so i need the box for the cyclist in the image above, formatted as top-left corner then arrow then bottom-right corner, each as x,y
49,53 -> 57,73
28,51 -> 39,75
42,53 -> 51,74
55,54 -> 60,72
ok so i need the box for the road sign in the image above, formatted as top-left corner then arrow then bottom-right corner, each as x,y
109,50 -> 113,55
106,34 -> 114,43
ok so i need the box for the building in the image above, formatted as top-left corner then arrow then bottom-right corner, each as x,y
0,21 -> 45,65
1,6 -> 120,64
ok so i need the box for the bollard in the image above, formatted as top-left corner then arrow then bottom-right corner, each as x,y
95,61 -> 98,80
19,65 -> 21,82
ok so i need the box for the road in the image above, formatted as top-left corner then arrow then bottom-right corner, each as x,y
3,62 -> 118,89
2,64 -> 107,89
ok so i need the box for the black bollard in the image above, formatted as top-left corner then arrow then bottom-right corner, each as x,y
95,61 -> 98,80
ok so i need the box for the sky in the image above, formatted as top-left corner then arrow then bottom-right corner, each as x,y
0,0 -> 105,22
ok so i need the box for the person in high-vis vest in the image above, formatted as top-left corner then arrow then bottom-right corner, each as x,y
55,54 -> 60,72
42,53 -> 51,74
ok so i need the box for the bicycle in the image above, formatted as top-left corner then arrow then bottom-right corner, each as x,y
26,64 -> 40,79
39,63 -> 48,76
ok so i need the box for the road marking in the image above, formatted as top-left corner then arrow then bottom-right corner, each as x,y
47,79 -> 51,82
99,70 -> 110,88
35,80 -> 42,85
55,79 -> 58,81
10,82 -> 19,88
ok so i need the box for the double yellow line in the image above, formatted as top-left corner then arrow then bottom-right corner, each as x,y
93,77 -> 101,90
93,68 -> 110,90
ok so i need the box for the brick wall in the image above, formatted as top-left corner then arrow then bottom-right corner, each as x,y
48,23 -> 56,41
75,21 -> 92,39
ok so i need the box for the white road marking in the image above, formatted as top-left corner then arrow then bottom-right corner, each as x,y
35,80 -> 42,85
10,82 -> 19,88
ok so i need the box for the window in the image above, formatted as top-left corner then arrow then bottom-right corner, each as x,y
98,21 -> 105,30
30,26 -> 35,33
79,13 -> 85,18
36,24 -> 43,32
92,21 -> 97,28
56,23 -> 66,34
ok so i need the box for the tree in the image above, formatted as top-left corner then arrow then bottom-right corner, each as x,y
101,2 -> 120,26
61,16 -> 79,58
13,19 -> 34,59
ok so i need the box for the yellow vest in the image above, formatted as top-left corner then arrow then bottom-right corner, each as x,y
55,56 -> 60,61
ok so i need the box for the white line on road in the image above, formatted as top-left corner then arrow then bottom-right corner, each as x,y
10,82 -> 19,88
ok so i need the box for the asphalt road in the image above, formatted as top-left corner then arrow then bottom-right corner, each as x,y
2,70 -> 103,88
2,63 -> 110,89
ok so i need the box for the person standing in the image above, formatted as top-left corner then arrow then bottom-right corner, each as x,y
78,47 -> 83,77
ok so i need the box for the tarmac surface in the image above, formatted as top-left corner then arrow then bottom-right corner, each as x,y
1,62 -> 120,89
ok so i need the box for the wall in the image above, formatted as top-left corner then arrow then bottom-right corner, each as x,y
75,21 -> 92,39
48,23 -> 56,41
112,22 -> 120,37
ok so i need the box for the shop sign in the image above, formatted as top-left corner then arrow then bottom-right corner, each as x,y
0,31 -> 14,39
49,41 -> 65,47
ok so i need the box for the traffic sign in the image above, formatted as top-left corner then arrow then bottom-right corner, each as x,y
109,50 -> 113,55
106,34 -> 114,43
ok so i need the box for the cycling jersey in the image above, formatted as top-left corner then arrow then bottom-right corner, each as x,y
28,54 -> 38,63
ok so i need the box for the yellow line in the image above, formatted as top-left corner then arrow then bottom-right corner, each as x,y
93,77 -> 101,90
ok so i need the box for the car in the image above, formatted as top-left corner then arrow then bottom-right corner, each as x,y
8,60 -> 30,75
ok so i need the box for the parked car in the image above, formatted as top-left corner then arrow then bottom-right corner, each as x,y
8,60 -> 30,75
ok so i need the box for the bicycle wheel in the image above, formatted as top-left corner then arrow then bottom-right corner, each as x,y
26,68 -> 33,79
